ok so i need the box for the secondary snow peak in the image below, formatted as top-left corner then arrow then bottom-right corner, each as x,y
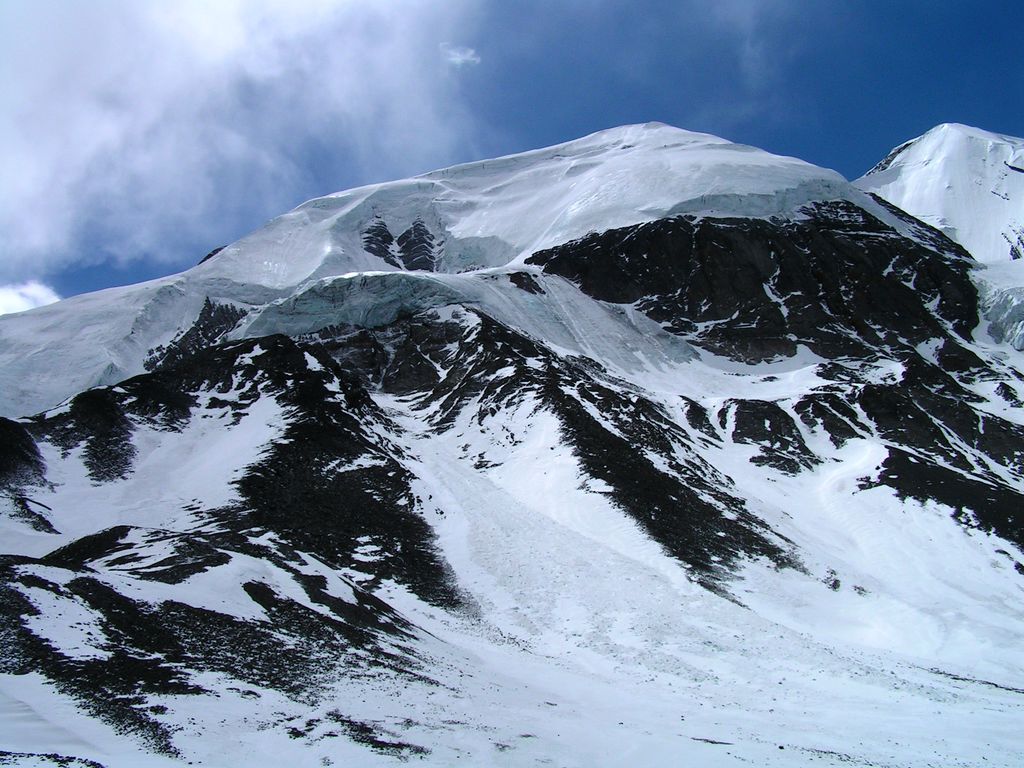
857,122 -> 1024,264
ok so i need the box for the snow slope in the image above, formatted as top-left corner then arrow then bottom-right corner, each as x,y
3,299 -> 1023,768
857,122 -> 1024,265
199,121 -> 853,288
3,122 -> 1024,767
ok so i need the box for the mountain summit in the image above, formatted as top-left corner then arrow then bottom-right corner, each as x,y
858,123 -> 1024,352
197,121 -> 854,286
857,122 -> 1024,264
1,124 -> 1023,767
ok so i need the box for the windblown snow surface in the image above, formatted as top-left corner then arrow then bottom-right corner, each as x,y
2,124 -> 1024,768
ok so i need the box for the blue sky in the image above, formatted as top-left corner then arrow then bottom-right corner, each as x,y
1,0 -> 1021,313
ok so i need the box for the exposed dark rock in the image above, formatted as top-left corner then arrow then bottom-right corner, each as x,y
868,448 -> 1024,545
0,566 -> 190,755
527,205 -> 1024,551
42,526 -> 234,584
726,399 -> 819,473
145,298 -> 246,372
362,218 -> 401,268
857,356 -> 1024,483
680,396 -> 720,443
794,392 -> 863,448
31,390 -> 136,483
1003,225 -> 1024,261
198,245 -> 226,265
0,418 -> 45,488
822,569 -> 841,591
42,526 -> 134,571
527,202 -> 978,362
396,219 -> 437,271
864,139 -> 918,175
0,416 -> 50,530
996,382 -> 1023,407
344,308 -> 802,588
509,272 -> 545,294
358,217 -> 442,271
111,334 -> 463,609
8,187 -> 1024,764
866,193 -> 973,260
549,375 -> 801,588
857,383 -> 969,471
325,712 -> 430,757
0,750 -> 106,768
936,338 -> 988,374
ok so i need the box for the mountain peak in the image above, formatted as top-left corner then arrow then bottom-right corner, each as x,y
502,121 -> 730,152
926,121 -> 1019,143
194,122 -> 851,293
856,122 -> 1024,263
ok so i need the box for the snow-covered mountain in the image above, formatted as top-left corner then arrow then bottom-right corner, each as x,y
0,123 -> 859,420
856,122 -> 1024,265
2,123 -> 1024,768
858,123 -> 1024,351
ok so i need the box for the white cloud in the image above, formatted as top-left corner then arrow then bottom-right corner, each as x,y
0,0 -> 482,285
0,282 -> 61,316
707,0 -> 794,89
441,43 -> 481,67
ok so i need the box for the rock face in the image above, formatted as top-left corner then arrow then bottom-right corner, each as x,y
361,217 -> 440,271
858,124 -> 1024,351
2,124 -> 1024,768
528,201 -> 976,361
